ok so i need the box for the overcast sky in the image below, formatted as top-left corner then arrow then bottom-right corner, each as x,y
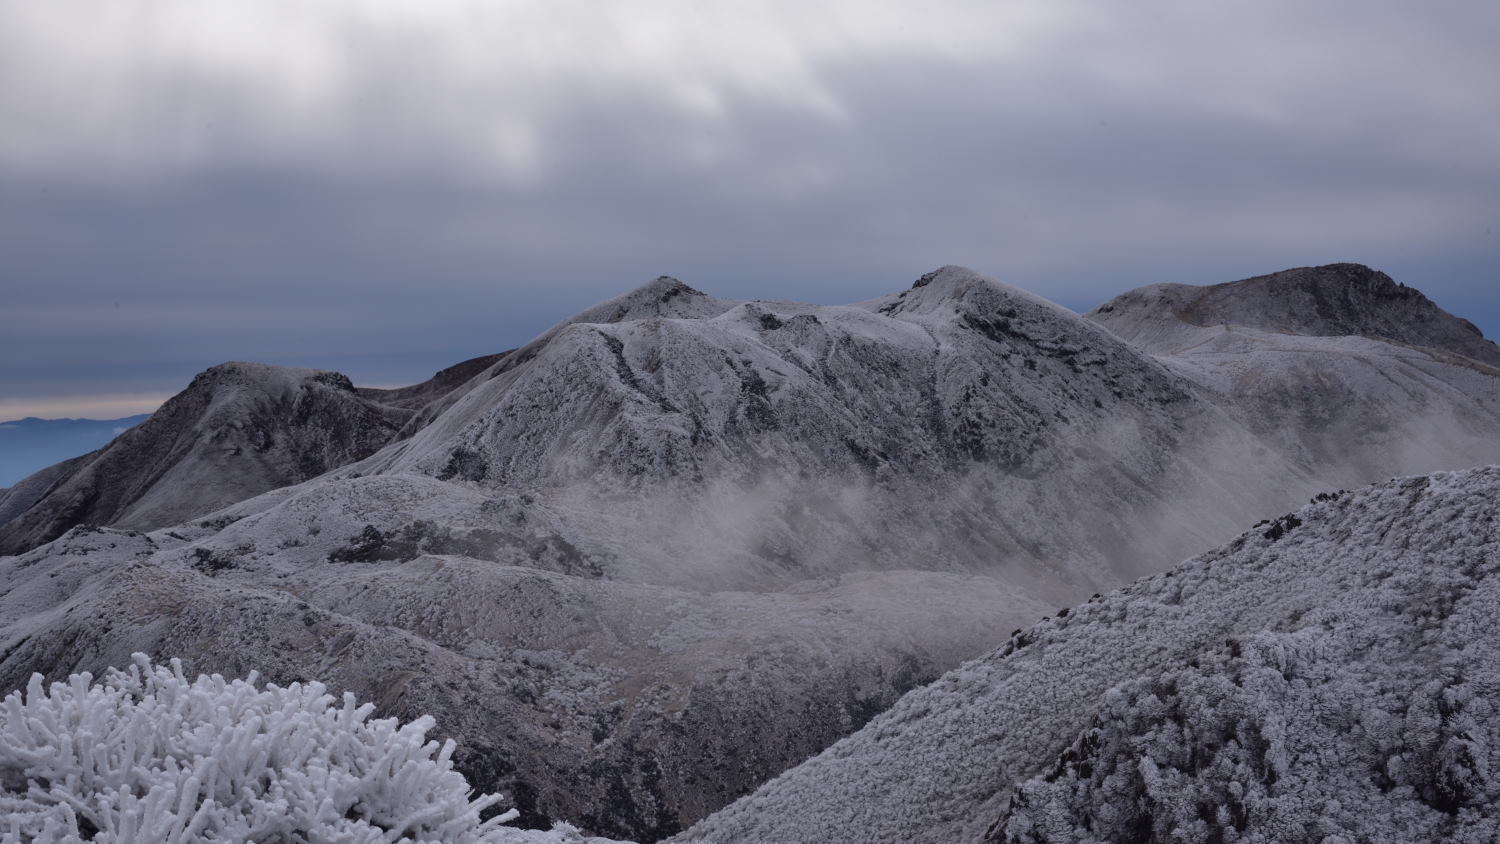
2,1 -> 1496,419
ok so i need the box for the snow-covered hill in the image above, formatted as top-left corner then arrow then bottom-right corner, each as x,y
306,266 -> 1324,594
684,464 -> 1500,843
1088,264 -> 1500,490
0,363 -> 411,556
0,519 -> 1050,840
3,264 -> 1500,840
1089,262 -> 1500,368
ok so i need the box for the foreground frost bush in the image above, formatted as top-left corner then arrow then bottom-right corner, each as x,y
0,654 -> 585,843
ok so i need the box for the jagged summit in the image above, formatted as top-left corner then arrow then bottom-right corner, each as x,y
572,275 -> 732,325
1089,263 -> 1500,367
346,262 -> 1288,595
0,362 -> 410,555
193,360 -> 354,388
648,274 -> 699,295
872,265 -> 1095,327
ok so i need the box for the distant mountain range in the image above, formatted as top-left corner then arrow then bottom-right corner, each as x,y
1,263 -> 1498,841
0,414 -> 151,487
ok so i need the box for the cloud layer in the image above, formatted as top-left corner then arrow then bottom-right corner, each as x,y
2,1 -> 1496,413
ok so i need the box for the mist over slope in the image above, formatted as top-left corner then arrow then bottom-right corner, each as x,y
685,465 -> 1500,843
324,265 -> 1313,594
1088,263 -> 1500,488
3,263 -> 1500,840
0,514 -> 1051,840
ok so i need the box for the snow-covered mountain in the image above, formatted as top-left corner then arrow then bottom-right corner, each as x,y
684,464 -> 1500,843
0,363 -> 411,556
2,264 -> 1500,840
1088,263 -> 1500,488
313,266 -> 1325,596
1089,262 -> 1500,367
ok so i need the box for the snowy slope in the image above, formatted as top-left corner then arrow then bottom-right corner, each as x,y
0,451 -> 93,533
0,363 -> 410,555
1087,263 -> 1500,491
0,518 -> 1049,841
385,277 -> 739,439
310,266 -> 1320,595
683,465 -> 1500,843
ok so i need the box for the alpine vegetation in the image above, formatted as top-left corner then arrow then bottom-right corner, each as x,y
0,654 -> 603,843
684,466 -> 1500,843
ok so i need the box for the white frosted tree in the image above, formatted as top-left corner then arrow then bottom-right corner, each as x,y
0,654 -> 615,843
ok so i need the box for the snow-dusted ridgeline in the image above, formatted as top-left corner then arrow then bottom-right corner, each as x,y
1088,263 -> 1500,489
1088,263 -> 1500,368
0,364 -> 411,557
261,267 -> 1342,594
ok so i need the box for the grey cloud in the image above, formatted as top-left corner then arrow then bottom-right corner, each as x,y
1,2 -> 1496,407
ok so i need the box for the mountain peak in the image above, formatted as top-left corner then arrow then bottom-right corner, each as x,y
874,265 -> 1080,327
910,265 -> 975,289
1205,263 -> 1424,313
562,275 -> 733,328
1089,263 -> 1500,366
637,274 -> 702,299
188,361 -> 359,395
0,362 -> 410,555
606,274 -> 702,307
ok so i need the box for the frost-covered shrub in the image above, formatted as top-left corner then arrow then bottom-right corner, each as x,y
0,655 -> 561,843
998,630 -> 1498,843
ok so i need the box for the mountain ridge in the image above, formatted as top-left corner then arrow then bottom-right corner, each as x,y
3,263 -> 1500,840
1088,262 -> 1500,367
0,362 -> 411,555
